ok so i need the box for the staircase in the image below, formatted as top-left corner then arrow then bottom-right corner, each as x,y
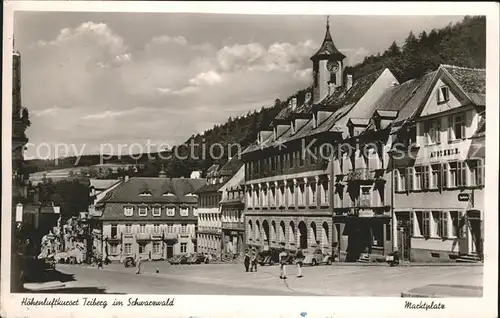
456,254 -> 482,263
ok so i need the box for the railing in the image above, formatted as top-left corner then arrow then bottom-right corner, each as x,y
163,232 -> 178,240
136,233 -> 151,241
347,168 -> 373,181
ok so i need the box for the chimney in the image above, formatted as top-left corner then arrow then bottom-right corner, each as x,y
291,98 -> 297,110
346,74 -> 353,90
391,81 -> 399,87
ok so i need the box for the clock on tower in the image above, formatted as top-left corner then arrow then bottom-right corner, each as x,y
327,60 -> 339,74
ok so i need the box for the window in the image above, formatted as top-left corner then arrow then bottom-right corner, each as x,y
138,206 -> 148,216
407,167 -> 414,191
138,243 -> 146,254
397,168 -> 407,191
150,206 -> 160,216
421,166 -> 429,190
393,170 -> 400,192
425,119 -> 441,144
180,243 -> 187,253
139,191 -> 152,196
181,224 -> 187,234
139,224 -> 146,233
360,187 -> 371,207
153,224 -> 160,233
310,183 -> 317,205
180,207 -> 189,217
124,206 -> 133,216
449,161 -> 466,187
437,86 -> 450,103
415,211 -> 430,237
430,164 -> 442,189
124,243 -> 132,254
289,152 -> 295,168
432,211 -> 447,238
111,225 -> 117,238
125,224 -> 132,234
299,150 -> 305,166
469,159 -> 484,186
167,224 -> 173,233
449,113 -> 466,141
449,211 -> 461,238
166,207 -> 175,216
109,244 -> 118,254
153,242 -> 160,254
414,167 -> 422,190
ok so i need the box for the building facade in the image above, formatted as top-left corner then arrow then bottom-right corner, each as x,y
241,20 -> 397,259
391,65 -> 485,262
196,165 -> 224,256
99,171 -> 205,262
220,164 -> 246,257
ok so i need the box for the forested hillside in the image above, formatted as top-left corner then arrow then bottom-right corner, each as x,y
25,16 -> 485,178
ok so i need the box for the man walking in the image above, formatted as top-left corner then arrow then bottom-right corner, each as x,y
244,249 -> 250,272
279,247 -> 288,279
250,247 -> 258,272
296,248 -> 304,278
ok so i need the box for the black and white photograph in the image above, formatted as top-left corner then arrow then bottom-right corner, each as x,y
2,2 -> 498,318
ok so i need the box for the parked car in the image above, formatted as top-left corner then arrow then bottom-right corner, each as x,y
303,249 -> 335,266
187,253 -> 209,264
179,254 -> 191,265
124,256 -> 136,268
258,250 -> 279,266
168,255 -> 182,265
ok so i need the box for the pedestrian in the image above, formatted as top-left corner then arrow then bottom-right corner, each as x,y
296,248 -> 304,278
250,247 -> 258,272
97,257 -> 103,269
244,249 -> 250,272
279,248 -> 288,279
135,254 -> 142,274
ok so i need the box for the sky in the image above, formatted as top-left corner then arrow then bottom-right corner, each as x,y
14,12 -> 465,159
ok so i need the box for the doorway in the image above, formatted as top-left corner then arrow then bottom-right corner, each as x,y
166,245 -> 173,258
298,221 -> 308,249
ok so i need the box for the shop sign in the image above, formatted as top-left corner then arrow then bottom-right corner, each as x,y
430,147 -> 459,158
458,193 -> 470,202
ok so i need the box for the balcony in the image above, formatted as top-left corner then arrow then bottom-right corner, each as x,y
347,168 -> 373,183
151,233 -> 163,240
222,221 -> 245,231
105,235 -> 122,243
136,233 -> 151,241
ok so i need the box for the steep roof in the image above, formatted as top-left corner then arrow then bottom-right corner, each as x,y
310,22 -> 346,61
241,68 -> 387,155
101,177 -> 206,204
219,156 -> 244,176
390,70 -> 437,133
442,65 -> 486,106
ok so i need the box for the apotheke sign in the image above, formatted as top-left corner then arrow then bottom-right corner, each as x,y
430,147 -> 459,158
458,193 -> 470,202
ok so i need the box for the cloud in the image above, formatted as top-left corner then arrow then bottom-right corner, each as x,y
188,70 -> 222,86
23,21 -> 321,157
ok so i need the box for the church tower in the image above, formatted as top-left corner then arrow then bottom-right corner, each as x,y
310,16 -> 346,104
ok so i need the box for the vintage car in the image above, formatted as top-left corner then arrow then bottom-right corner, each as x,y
123,256 -> 136,268
179,254 -> 191,265
258,250 -> 279,266
168,255 -> 183,265
187,253 -> 210,264
303,249 -> 335,266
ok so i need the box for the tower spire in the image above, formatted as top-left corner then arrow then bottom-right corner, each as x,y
326,15 -> 330,30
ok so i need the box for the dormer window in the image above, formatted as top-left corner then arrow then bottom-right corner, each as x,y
123,206 -> 133,217
185,193 -> 197,197
166,207 -> 175,216
139,191 -> 152,196
291,122 -> 296,134
313,114 -> 317,128
152,206 -> 161,216
162,192 -> 175,197
437,86 -> 450,104
180,207 -> 189,217
138,206 -> 148,216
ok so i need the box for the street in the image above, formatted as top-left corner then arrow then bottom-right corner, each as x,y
29,262 -> 483,297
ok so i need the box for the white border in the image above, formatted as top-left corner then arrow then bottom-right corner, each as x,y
2,2 -> 499,318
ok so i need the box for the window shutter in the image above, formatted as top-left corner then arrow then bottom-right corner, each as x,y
436,89 -> 441,103
409,211 -> 414,236
441,163 -> 446,190
461,123 -> 466,140
442,211 -> 448,238
436,120 -> 441,143
448,116 -> 453,140
423,212 -> 430,237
